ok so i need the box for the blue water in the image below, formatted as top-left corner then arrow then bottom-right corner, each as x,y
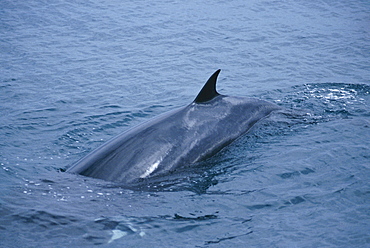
1,0 -> 369,247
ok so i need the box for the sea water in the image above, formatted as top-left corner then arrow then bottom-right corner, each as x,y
0,0 -> 369,247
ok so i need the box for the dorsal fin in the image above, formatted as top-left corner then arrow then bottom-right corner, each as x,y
194,69 -> 221,103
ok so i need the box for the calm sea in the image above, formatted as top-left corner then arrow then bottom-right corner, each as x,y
1,0 -> 369,247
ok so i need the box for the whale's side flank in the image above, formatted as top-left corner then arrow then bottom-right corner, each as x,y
67,70 -> 280,184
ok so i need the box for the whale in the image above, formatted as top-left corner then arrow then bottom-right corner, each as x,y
67,70 -> 280,184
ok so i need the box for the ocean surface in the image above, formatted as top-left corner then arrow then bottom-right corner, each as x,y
0,0 -> 369,247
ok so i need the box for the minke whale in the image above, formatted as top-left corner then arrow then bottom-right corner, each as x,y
67,70 -> 280,184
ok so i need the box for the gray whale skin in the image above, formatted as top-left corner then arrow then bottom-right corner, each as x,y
67,70 -> 280,184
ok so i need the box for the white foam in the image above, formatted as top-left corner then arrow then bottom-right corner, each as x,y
108,229 -> 128,244
140,160 -> 160,178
